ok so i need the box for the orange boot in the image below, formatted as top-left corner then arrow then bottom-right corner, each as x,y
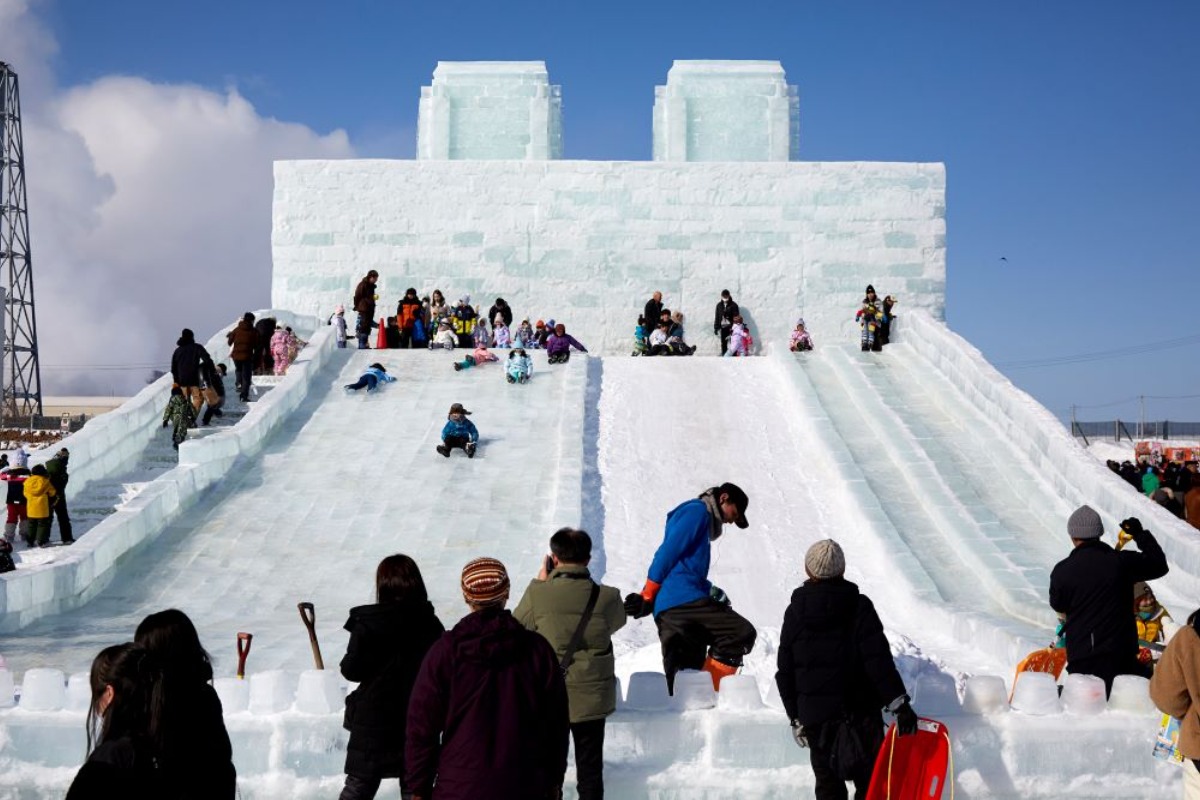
702,654 -> 738,691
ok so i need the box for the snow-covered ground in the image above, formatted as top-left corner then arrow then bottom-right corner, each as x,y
1,319 -> 1197,798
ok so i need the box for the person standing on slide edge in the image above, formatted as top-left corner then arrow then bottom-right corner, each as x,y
624,483 -> 757,692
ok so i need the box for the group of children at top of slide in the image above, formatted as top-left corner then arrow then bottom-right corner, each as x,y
632,310 -> 815,356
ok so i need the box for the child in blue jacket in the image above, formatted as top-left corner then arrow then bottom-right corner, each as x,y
437,402 -> 479,458
344,363 -> 396,393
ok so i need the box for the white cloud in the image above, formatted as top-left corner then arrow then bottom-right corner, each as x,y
0,0 -> 354,395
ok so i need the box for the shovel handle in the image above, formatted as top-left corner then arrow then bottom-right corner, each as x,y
236,632 -> 253,679
298,602 -> 325,670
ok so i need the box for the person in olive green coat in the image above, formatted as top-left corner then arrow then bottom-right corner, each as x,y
514,528 -> 626,800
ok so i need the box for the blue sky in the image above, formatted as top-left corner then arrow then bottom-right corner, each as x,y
20,1 -> 1200,419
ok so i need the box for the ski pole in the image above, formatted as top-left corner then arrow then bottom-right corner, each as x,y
236,632 -> 253,679
298,602 -> 325,670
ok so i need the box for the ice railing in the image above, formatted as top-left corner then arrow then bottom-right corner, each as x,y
0,312 -> 330,632
903,310 -> 1200,594
0,666 -> 1171,799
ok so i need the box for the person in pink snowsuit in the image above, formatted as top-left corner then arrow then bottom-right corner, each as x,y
453,345 -> 500,372
724,316 -> 750,357
271,328 -> 292,375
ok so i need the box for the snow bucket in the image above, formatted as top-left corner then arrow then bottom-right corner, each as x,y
1109,675 -> 1154,714
20,668 -> 66,711
295,669 -> 343,714
213,677 -> 249,713
717,674 -> 764,712
1010,671 -> 1061,715
1061,673 -> 1107,715
0,668 -> 14,708
962,675 -> 1007,715
248,670 -> 295,715
66,672 -> 91,712
672,670 -> 717,710
625,672 -> 671,711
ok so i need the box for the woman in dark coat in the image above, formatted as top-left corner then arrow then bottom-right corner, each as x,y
66,643 -> 166,800
134,609 -> 235,800
340,554 -> 446,800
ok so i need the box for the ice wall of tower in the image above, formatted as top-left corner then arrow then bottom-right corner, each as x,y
272,159 -> 945,355
416,61 -> 563,160
653,61 -> 799,162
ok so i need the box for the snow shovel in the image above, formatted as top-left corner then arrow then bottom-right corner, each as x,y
298,602 -> 325,669
236,632 -> 253,679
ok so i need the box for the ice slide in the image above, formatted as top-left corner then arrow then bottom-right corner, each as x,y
2,312 -> 1195,797
0,347 -> 587,675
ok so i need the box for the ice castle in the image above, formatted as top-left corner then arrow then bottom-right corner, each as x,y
0,61 -> 1194,798
273,60 -> 945,354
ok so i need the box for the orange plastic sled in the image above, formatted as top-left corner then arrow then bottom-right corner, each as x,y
1009,646 -> 1067,701
865,718 -> 952,800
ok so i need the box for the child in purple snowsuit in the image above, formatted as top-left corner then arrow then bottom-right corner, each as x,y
545,323 -> 587,364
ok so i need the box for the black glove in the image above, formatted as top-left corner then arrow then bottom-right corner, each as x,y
1120,517 -> 1144,538
162,420 -> 168,429
894,701 -> 919,736
623,593 -> 651,619
790,719 -> 808,749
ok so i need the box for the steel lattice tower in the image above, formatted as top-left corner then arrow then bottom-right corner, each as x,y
0,62 -> 42,419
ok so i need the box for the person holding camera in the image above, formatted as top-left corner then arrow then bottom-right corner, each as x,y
1050,506 -> 1169,695
776,539 -> 918,800
623,483 -> 757,692
514,529 -> 626,800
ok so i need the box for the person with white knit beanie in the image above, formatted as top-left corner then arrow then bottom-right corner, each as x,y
776,539 -> 918,799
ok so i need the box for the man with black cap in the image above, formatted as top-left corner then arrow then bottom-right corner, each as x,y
1050,505 -> 1168,695
776,539 -> 918,800
624,483 -> 757,692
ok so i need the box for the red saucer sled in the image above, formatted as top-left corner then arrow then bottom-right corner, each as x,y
865,718 -> 952,800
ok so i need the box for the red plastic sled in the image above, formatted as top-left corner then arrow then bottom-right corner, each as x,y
865,718 -> 952,800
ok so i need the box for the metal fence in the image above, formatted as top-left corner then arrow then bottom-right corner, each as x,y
0,413 -> 89,434
1069,420 -> 1200,444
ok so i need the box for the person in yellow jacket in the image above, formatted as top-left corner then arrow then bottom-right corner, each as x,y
23,464 -> 57,547
1150,610 -> 1200,796
1136,582 -> 1172,650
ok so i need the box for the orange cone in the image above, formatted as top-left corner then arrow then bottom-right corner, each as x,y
376,318 -> 387,349
702,654 -> 738,691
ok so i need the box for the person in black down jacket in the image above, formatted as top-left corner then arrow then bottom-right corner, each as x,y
775,540 -> 918,800
340,554 -> 445,800
66,643 -> 166,800
713,290 -> 740,356
134,609 -> 235,800
170,328 -> 215,415
406,557 -> 569,800
1050,506 -> 1168,695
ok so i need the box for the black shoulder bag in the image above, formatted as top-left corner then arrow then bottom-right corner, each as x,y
559,583 -> 601,677
820,597 -> 875,781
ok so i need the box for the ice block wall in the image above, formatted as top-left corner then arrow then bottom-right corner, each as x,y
416,61 -> 563,160
653,61 -> 799,162
272,159 -> 944,353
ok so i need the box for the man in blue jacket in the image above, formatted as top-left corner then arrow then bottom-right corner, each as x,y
624,483 -> 757,692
